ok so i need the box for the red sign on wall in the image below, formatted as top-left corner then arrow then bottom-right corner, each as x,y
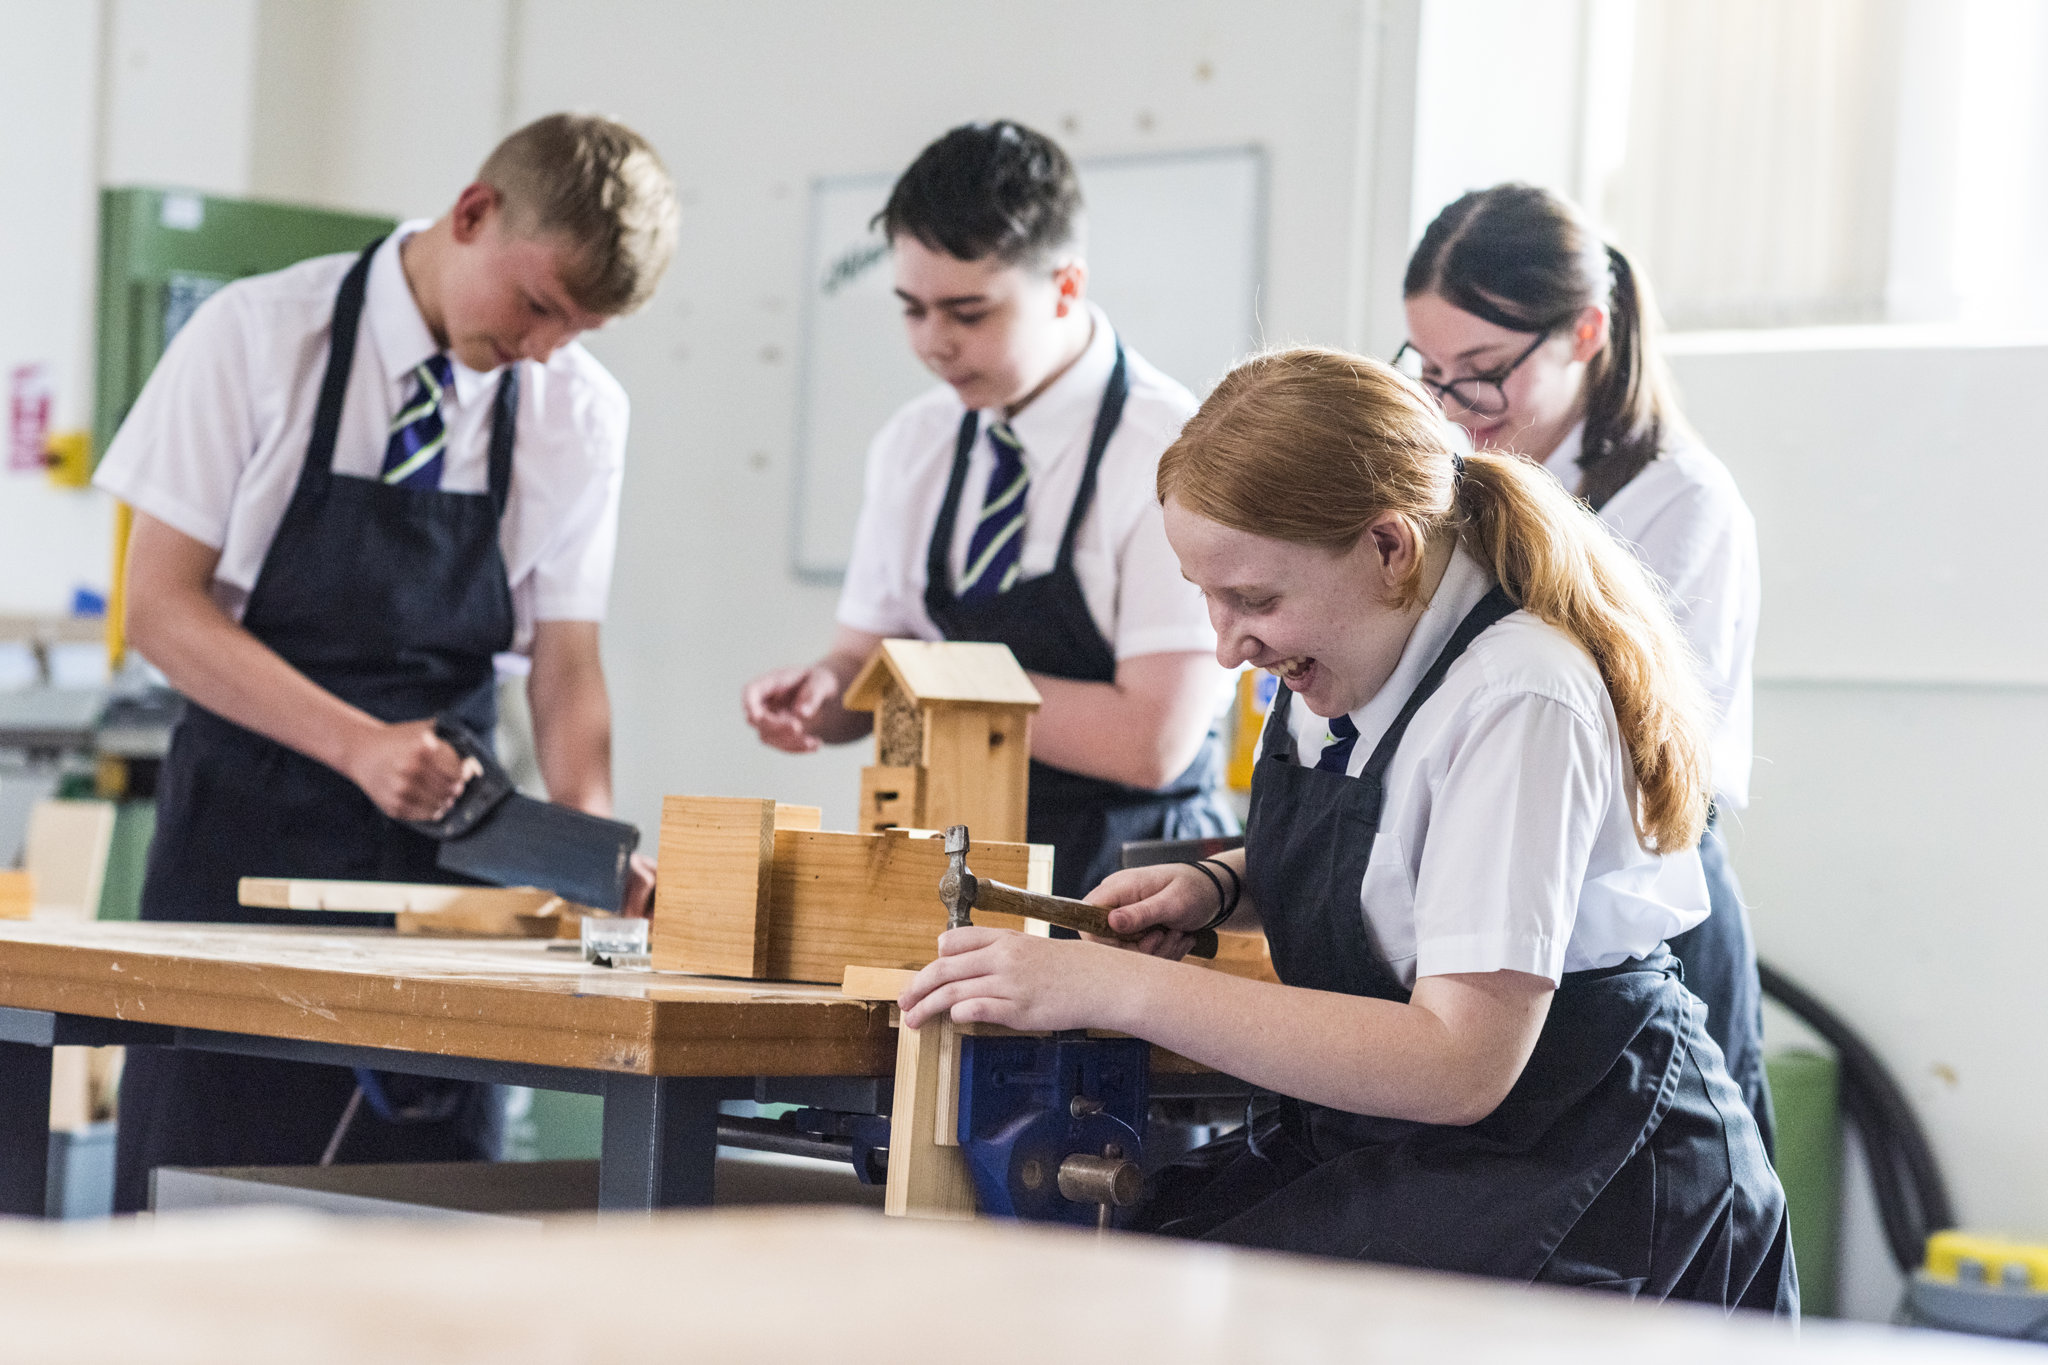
9,363 -> 51,473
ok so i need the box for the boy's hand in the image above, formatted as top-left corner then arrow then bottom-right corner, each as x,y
899,927 -> 1145,1032
741,664 -> 840,753
346,719 -> 469,822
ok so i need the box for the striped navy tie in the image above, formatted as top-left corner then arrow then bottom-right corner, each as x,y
1316,713 -> 1360,773
959,419 -> 1028,600
381,354 -> 454,488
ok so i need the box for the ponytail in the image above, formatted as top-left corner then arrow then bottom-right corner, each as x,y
1407,185 -> 1688,509
1161,346 -> 1710,854
1575,243 -> 1682,509
1453,449 -> 1709,850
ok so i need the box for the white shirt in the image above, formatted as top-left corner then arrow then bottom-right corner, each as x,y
836,304 -> 1217,661
95,222 -> 628,656
1280,546 -> 1709,990
1544,423 -> 1759,808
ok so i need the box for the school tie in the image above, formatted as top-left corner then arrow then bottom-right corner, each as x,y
958,419 -> 1028,600
380,353 -> 454,488
1316,713 -> 1360,773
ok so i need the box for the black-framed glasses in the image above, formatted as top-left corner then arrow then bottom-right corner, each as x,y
1392,329 -> 1552,419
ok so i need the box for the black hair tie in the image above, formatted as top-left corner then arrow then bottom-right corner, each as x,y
1451,451 -> 1467,481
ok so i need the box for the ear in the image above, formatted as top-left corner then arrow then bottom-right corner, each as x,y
1568,303 -> 1608,365
1363,512 -> 1419,589
449,182 -> 502,245
1051,259 -> 1088,318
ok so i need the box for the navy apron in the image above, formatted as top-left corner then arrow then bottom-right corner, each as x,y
114,240 -> 510,1212
1133,586 -> 1797,1314
924,340 -> 1235,898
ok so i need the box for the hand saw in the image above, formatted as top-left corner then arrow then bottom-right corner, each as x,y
404,716 -> 639,912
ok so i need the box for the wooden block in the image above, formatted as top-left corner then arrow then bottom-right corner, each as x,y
883,1010 -> 975,1220
766,828 -> 1040,984
919,705 -> 1032,845
0,870 -> 32,921
1195,928 -> 1281,984
237,878 -> 558,916
650,797 -> 777,977
858,765 -> 923,833
840,965 -> 917,1001
773,804 -> 822,831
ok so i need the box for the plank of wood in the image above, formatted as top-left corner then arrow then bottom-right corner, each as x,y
934,1016 -> 961,1148
767,828 -> 1038,983
883,1009 -> 975,1220
649,796 -> 778,977
238,879 -> 559,915
394,897 -> 566,938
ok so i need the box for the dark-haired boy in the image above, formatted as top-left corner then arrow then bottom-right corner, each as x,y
96,113 -> 678,1209
744,121 -> 1232,896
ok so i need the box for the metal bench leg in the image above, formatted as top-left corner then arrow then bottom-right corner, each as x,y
598,1075 -> 728,1211
0,1042 -> 52,1218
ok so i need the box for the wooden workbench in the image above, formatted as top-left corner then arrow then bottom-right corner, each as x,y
0,920 -> 897,1215
0,1205 -> 2011,1364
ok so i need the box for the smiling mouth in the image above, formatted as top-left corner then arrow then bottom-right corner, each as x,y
1265,656 -> 1314,681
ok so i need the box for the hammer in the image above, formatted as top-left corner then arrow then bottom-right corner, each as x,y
940,825 -> 1218,959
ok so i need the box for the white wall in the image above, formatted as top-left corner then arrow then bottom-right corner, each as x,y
0,1 -> 110,616
486,0 -> 1418,832
1670,335 -> 2048,1315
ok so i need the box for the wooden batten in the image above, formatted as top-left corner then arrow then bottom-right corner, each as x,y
883,1009 -> 976,1220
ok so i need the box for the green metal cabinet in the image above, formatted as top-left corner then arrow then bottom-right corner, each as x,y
94,187 -> 396,459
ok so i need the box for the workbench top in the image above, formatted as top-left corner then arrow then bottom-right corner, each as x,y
0,1205 -> 2009,1364
0,921 -> 896,1077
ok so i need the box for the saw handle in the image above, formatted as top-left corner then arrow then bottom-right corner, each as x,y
973,878 -> 1218,960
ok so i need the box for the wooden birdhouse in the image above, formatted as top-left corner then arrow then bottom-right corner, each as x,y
842,640 -> 1040,845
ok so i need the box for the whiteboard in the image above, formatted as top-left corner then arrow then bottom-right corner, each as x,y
790,146 -> 1267,582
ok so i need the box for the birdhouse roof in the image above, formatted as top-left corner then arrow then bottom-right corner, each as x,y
843,640 -> 1042,712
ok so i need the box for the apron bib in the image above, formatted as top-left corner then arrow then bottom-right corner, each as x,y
116,239 -> 514,1211
924,339 -> 1233,897
1135,586 -> 1796,1312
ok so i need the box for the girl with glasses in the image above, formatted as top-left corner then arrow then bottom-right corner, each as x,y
1398,184 -> 1771,1153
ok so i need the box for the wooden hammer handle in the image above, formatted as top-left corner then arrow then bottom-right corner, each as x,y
976,879 -> 1217,959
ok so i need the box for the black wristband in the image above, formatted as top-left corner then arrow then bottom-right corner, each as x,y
1190,857 -> 1240,933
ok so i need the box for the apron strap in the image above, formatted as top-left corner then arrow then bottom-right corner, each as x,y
284,236 -> 384,510
1355,584 -> 1520,788
1053,337 -> 1128,573
486,363 -> 520,518
924,409 -> 982,609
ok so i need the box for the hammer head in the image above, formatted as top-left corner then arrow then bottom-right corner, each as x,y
938,824 -> 979,931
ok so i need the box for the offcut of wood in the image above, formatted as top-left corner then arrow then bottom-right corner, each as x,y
236,878 -> 577,938
0,871 -> 32,921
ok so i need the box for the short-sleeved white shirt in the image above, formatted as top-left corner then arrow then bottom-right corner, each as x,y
1279,546 -> 1709,989
94,221 -> 628,656
835,304 -> 1216,662
1543,423 -> 1759,808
